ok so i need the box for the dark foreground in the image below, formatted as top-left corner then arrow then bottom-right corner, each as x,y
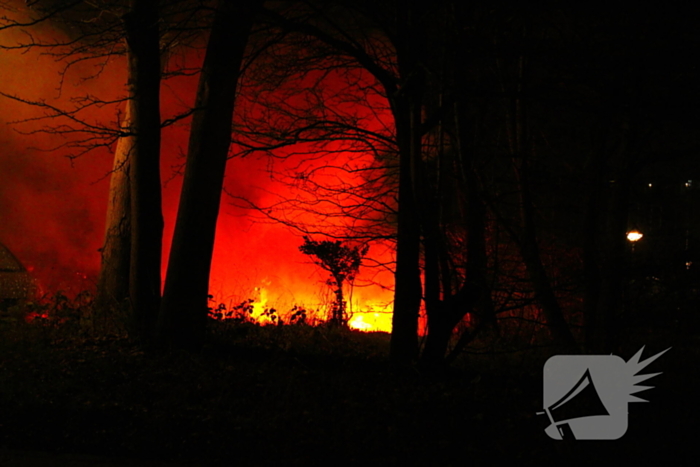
0,316 -> 696,466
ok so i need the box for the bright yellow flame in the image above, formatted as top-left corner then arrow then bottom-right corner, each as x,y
210,280 -> 395,332
348,306 -> 392,332
249,283 -> 275,325
627,230 -> 643,242
348,315 -> 373,331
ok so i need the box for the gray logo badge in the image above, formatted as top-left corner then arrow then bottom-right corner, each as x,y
539,346 -> 670,440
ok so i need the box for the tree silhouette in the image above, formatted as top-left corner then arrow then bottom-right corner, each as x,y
158,0 -> 262,350
299,236 -> 368,327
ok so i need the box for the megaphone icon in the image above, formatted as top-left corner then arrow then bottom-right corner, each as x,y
539,347 -> 669,440
540,368 -> 609,440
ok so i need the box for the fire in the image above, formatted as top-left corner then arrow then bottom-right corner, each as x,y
348,315 -> 373,330
24,311 -> 49,323
348,312 -> 392,333
208,282 -> 394,333
248,282 -> 276,325
0,11 -> 399,334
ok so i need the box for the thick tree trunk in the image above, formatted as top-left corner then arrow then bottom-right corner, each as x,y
124,0 -> 163,342
95,106 -> 132,332
158,0 -> 258,350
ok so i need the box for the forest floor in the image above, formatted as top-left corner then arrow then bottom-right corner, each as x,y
0,311 -> 697,466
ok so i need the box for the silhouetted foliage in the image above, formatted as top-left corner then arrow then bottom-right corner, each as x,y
299,236 -> 368,326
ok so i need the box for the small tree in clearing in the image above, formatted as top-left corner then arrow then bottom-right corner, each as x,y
299,236 -> 368,327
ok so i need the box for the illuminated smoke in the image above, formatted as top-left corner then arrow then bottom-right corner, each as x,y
0,20 -> 396,331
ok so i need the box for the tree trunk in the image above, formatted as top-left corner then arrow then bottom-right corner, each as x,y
95,106 -> 132,332
124,0 -> 163,342
331,274 -> 347,327
582,126 -> 609,351
389,95 -> 423,366
421,305 -> 458,369
594,176 -> 630,353
419,3 -> 497,369
158,0 -> 258,350
502,52 -> 578,352
516,216 -> 579,351
388,1 -> 426,367
441,97 -> 499,366
512,145 -> 578,351
589,117 -> 634,354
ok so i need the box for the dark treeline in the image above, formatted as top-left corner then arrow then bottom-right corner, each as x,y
235,2 -> 700,367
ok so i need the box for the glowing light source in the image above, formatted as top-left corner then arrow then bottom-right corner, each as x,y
348,306 -> 393,332
348,315 -> 373,331
626,230 -> 643,242
207,278 -> 394,332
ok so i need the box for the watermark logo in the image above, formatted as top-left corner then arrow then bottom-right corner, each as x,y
538,346 -> 670,440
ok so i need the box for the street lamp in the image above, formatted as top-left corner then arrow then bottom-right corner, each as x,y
626,230 -> 643,242
627,229 -> 643,252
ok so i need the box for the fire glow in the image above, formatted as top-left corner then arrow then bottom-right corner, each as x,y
0,18 -> 397,333
207,281 -> 394,333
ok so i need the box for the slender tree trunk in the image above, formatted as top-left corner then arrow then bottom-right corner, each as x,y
582,186 -> 603,350
388,1 -> 426,367
124,0 -> 163,342
590,117 -> 634,354
95,106 -> 132,331
516,208 -> 578,351
331,274 -> 347,327
420,2 -> 496,369
442,97 -> 499,366
389,96 -> 423,366
419,186 -> 489,368
501,53 -> 578,352
582,126 -> 608,351
512,143 -> 578,351
422,306 -> 457,368
595,176 -> 630,353
159,0 -> 258,350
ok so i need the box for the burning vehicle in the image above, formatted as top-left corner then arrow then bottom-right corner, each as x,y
0,241 -> 37,309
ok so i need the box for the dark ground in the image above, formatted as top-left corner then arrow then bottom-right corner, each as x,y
0,315 -> 696,466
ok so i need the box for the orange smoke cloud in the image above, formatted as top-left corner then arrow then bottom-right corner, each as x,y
0,14 -> 396,332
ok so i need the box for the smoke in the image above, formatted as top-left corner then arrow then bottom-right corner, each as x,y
0,13 -> 395,328
0,27 -> 116,296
